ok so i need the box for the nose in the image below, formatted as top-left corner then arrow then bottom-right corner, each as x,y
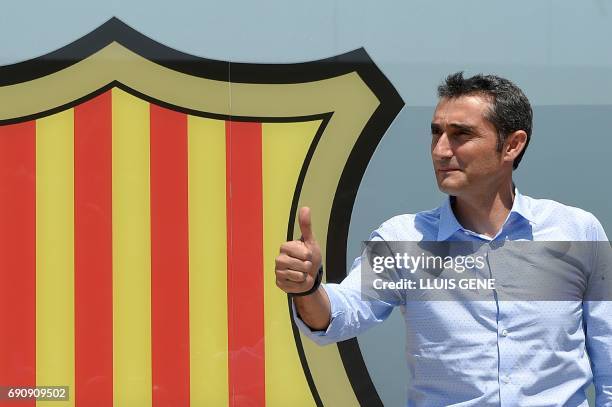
432,133 -> 453,160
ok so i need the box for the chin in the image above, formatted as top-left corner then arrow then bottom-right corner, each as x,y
437,180 -> 464,196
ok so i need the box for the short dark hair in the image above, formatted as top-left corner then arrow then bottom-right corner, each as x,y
437,72 -> 533,170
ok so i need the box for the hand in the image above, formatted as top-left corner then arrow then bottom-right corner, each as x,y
275,207 -> 322,294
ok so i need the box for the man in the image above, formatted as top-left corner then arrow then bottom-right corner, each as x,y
275,73 -> 611,406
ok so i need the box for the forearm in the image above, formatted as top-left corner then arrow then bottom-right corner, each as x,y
293,286 -> 331,331
584,299 -> 612,406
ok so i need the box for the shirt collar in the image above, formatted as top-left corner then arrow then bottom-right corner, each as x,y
437,196 -> 464,241
511,188 -> 536,226
436,187 -> 536,241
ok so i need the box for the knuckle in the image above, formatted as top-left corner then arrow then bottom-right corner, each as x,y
275,255 -> 286,268
281,240 -> 298,250
304,249 -> 313,260
276,278 -> 289,292
281,241 -> 303,256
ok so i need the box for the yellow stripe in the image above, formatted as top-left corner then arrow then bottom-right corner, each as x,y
187,116 -> 228,406
262,121 -> 321,406
112,88 -> 152,407
36,110 -> 75,407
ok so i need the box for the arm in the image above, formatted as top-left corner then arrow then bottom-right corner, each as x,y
275,207 -> 398,346
584,299 -> 612,406
584,214 -> 612,406
290,255 -> 397,346
293,287 -> 331,331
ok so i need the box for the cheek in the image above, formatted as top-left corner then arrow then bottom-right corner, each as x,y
456,144 -> 501,172
467,155 -> 502,174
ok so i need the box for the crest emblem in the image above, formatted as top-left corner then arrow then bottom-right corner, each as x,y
0,18 -> 403,406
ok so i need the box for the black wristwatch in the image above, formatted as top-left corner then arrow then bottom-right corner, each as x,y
290,266 -> 323,297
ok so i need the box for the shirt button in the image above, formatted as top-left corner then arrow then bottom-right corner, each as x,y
501,375 -> 511,384
501,329 -> 509,337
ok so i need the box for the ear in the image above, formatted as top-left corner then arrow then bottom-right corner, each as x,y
502,130 -> 528,164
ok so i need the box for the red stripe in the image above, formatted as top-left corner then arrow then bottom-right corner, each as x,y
0,121 -> 36,407
74,92 -> 113,407
226,121 -> 265,406
150,104 -> 190,407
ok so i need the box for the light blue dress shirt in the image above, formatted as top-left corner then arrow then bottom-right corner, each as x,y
294,190 -> 612,406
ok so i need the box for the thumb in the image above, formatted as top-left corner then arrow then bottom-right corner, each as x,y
298,206 -> 316,244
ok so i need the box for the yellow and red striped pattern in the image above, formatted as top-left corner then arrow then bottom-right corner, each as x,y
0,88 -> 319,407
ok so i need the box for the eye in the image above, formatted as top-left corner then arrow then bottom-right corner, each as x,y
452,130 -> 471,139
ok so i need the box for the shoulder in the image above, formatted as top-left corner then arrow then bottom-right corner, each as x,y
523,194 -> 607,241
372,206 -> 442,241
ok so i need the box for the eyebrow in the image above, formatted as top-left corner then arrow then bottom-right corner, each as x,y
430,122 -> 476,134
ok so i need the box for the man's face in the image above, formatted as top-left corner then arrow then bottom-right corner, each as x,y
430,95 -> 507,197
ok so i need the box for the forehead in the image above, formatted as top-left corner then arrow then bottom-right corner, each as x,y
432,95 -> 492,126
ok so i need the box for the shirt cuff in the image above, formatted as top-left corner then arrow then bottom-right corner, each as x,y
291,284 -> 346,346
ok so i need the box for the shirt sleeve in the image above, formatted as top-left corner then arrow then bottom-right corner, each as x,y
292,231 -> 401,346
583,214 -> 612,406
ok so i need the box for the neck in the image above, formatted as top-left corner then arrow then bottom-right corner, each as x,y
452,181 -> 515,238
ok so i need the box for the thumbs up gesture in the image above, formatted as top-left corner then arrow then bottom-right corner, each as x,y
275,207 -> 322,295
